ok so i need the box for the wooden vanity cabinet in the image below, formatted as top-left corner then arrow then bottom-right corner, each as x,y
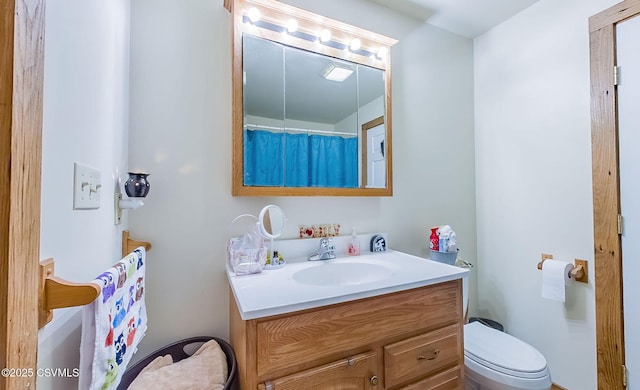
230,279 -> 464,390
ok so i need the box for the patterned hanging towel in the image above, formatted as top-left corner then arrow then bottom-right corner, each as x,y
79,247 -> 148,390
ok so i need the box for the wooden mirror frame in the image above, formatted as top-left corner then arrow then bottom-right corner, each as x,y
227,0 -> 397,196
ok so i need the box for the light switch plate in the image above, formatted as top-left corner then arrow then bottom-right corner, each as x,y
73,163 -> 101,209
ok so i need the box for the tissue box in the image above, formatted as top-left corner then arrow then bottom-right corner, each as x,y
430,249 -> 457,265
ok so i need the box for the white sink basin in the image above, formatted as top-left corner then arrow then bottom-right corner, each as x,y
228,249 -> 469,320
292,261 -> 394,286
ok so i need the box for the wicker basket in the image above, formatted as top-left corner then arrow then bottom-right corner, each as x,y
117,336 -> 238,390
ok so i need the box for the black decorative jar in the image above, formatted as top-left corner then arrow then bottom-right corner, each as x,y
124,172 -> 151,198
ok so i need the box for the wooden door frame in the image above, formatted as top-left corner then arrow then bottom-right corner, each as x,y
361,116 -> 384,189
590,1 -> 640,388
0,0 -> 45,389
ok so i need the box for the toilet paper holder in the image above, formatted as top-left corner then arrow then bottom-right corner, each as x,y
537,254 -> 588,283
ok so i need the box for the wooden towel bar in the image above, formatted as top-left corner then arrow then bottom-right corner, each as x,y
38,230 -> 152,329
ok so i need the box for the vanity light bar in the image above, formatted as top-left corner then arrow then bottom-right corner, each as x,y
242,15 -> 382,59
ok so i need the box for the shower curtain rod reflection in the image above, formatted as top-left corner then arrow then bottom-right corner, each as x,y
244,124 -> 357,137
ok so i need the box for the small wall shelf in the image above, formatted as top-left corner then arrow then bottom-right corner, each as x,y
115,193 -> 145,225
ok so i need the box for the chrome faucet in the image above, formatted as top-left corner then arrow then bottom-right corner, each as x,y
307,238 -> 336,261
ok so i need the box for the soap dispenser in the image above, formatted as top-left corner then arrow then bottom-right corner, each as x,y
347,228 -> 361,256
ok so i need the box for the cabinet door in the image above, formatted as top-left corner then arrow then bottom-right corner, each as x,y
258,352 -> 379,390
398,366 -> 461,390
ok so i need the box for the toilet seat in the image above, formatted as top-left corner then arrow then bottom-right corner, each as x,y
464,321 -> 549,379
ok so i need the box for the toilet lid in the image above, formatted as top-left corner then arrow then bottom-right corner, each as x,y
464,321 -> 548,379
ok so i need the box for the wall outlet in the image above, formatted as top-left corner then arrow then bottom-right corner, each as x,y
73,163 -> 101,209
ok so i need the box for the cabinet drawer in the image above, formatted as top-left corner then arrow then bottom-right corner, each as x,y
384,324 -> 461,388
256,281 -> 460,377
398,366 -> 461,390
258,352 -> 379,390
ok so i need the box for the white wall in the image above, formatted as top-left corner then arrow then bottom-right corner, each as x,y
382,21 -> 476,296
358,95 -> 385,126
37,0 -> 131,388
334,111 -> 359,134
128,0 -> 476,360
334,95 -> 385,135
474,0 -> 617,388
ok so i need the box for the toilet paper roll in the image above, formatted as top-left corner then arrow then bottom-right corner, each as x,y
541,260 -> 573,302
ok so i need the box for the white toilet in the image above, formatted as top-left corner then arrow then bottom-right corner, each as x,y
461,279 -> 552,390
463,321 -> 552,390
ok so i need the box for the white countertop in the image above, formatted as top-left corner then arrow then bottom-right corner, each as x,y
227,249 -> 469,320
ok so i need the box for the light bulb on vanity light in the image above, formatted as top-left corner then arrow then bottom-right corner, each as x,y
286,18 -> 298,33
247,7 -> 261,23
377,46 -> 388,59
349,38 -> 361,51
319,29 -> 331,43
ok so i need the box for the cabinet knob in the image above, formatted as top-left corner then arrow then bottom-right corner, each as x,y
417,349 -> 440,361
370,375 -> 379,386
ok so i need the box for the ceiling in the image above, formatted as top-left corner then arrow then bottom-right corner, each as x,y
366,0 -> 541,38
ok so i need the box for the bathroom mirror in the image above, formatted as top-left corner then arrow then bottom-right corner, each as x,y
230,0 -> 397,196
258,204 -> 286,238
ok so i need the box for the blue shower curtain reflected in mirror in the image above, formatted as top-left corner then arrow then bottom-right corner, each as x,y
244,129 -> 358,187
